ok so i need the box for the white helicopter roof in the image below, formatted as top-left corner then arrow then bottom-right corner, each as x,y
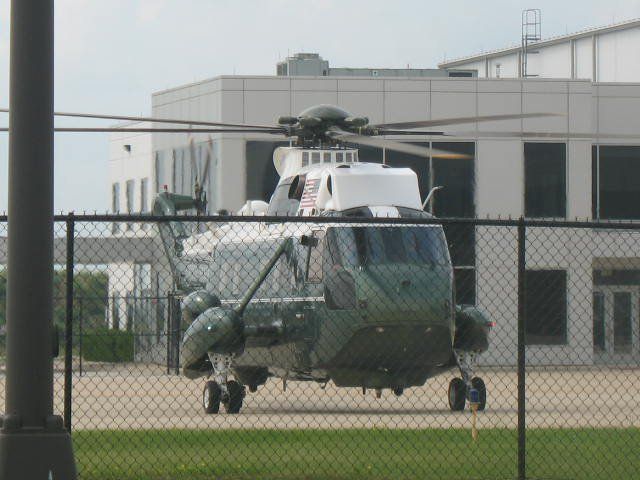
272,146 -> 423,214
306,162 -> 422,213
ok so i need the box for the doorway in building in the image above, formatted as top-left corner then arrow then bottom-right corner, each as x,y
593,280 -> 640,364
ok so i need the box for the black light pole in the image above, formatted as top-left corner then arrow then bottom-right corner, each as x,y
0,0 -> 77,477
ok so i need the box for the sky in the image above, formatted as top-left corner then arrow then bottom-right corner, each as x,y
1,0 -> 640,212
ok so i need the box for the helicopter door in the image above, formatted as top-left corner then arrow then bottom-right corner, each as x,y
593,286 -> 639,364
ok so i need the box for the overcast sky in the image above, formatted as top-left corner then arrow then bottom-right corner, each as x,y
1,0 -> 640,212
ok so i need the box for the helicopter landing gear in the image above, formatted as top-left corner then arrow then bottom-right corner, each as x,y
448,349 -> 486,411
392,387 -> 404,397
202,353 -> 246,414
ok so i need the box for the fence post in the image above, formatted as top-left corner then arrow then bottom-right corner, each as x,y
166,292 -> 172,375
517,216 -> 527,480
78,298 -> 83,377
173,295 -> 181,376
64,213 -> 75,433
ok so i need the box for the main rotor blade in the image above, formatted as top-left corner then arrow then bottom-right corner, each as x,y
372,112 -> 563,130
0,107 -> 283,130
0,127 -> 286,134
447,131 -> 640,139
328,129 -> 471,159
377,130 -> 447,136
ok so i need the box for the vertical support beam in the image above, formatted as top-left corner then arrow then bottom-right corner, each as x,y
517,217 -> 527,480
592,35 -> 598,82
0,0 -> 77,477
64,214 -> 75,432
570,39 -> 576,79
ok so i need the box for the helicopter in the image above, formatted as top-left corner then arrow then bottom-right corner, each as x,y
143,104 -> 558,415
0,103 -> 562,414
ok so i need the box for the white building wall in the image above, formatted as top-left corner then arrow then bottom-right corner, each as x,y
442,21 -> 640,82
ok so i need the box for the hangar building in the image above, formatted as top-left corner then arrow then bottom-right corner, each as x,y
108,19 -> 640,367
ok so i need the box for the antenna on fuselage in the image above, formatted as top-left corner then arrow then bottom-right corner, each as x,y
422,186 -> 444,211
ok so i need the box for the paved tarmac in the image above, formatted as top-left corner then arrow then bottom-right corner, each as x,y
3,363 -> 633,430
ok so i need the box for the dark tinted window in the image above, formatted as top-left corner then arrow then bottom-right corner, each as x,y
455,268 -> 476,305
432,142 -> 475,218
525,270 -> 567,345
246,141 -> 288,202
524,143 -> 566,218
597,145 -> 640,219
327,226 -> 449,267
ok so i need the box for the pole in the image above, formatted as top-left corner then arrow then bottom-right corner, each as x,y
79,298 -> 84,377
166,293 -> 172,374
64,214 -> 75,432
517,217 -> 527,480
0,0 -> 77,477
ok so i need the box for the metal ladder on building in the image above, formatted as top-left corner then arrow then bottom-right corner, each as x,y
521,9 -> 542,78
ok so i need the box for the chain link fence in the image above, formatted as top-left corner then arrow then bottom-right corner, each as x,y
1,214 -> 639,479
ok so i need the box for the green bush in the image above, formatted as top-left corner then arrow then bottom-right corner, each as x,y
82,329 -> 134,363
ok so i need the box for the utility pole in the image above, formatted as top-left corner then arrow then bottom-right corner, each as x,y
0,0 -> 77,477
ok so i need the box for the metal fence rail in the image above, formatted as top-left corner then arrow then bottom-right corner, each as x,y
1,214 -> 640,480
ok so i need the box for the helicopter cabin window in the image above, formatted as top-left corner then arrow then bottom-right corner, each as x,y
592,145 -> 640,219
311,152 -> 321,164
336,152 -> 344,163
524,142 -> 566,218
323,152 -> 331,163
302,152 -> 309,167
346,152 -> 353,162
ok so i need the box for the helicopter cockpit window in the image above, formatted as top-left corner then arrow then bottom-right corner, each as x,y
323,152 -> 331,163
323,227 -> 356,310
336,152 -> 344,163
311,152 -> 321,164
327,226 -> 449,267
304,230 -> 325,283
302,152 -> 309,167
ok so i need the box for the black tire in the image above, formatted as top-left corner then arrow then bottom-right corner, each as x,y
471,377 -> 487,411
203,380 -> 221,414
392,387 -> 404,397
448,378 -> 466,411
224,380 -> 245,414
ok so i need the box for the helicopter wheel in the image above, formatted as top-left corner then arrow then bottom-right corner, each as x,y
224,380 -> 245,414
448,378 -> 466,411
392,387 -> 404,397
203,380 -> 221,414
248,384 -> 258,393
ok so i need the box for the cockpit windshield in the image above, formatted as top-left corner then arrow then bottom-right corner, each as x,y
325,226 -> 450,268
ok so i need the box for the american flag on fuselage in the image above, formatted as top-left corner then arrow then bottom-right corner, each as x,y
300,178 -> 320,208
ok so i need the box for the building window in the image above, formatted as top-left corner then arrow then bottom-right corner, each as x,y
126,179 -> 135,231
525,269 -> 567,345
140,178 -> 149,213
245,141 -> 288,202
593,145 -> 640,219
524,143 -> 566,218
111,183 -> 120,234
386,141 -> 476,304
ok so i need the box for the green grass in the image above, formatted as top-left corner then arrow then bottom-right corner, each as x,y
73,428 -> 639,480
